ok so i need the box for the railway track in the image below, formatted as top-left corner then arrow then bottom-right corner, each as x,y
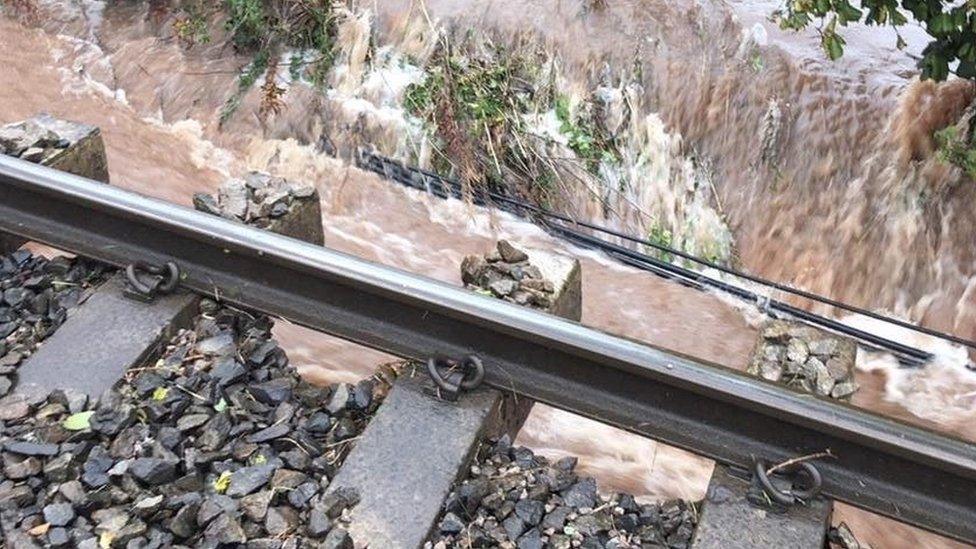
0,152 -> 974,547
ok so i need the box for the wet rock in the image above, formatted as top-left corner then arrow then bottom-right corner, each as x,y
497,240 -> 529,263
439,512 -> 465,534
489,279 -> 517,297
192,193 -> 221,216
562,478 -> 598,508
203,512 -> 247,545
128,458 -> 178,485
517,528 -> 544,549
133,495 -> 165,517
246,422 -> 290,443
169,502 -> 200,539
176,413 -> 210,432
326,384 -> 350,414
43,503 -> 76,527
321,528 -> 354,549
4,440 -> 59,456
226,464 -> 275,497
198,495 -> 239,526
47,526 -> 70,547
4,453 -> 42,478
831,381 -> 859,399
514,499 -> 545,526
241,490 -> 273,522
307,506 -> 333,538
0,394 -> 30,420
197,412 -> 232,451
749,320 -> 859,400
265,506 -> 299,536
196,333 -> 235,357
461,255 -> 488,285
44,452 -> 75,482
249,378 -> 293,405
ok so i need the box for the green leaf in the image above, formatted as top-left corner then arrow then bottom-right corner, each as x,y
62,411 -> 95,431
823,32 -> 845,61
151,387 -> 169,401
213,471 -> 232,494
214,398 -> 228,413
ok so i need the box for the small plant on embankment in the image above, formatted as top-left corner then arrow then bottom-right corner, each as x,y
935,123 -> 976,179
403,38 -> 547,199
164,0 -> 340,124
554,93 -> 619,173
403,36 -> 622,207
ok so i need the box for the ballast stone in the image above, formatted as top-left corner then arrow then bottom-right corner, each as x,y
748,319 -> 859,400
193,171 -> 325,245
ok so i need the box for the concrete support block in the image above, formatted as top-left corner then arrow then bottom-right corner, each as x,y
16,275 -> 199,396
748,320 -> 859,400
691,465 -> 833,549
0,114 -> 109,253
326,240 -> 581,548
193,171 -> 325,245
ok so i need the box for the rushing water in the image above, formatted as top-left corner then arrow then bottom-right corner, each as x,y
2,1 -> 975,546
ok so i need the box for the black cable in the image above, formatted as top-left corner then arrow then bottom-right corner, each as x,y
357,150 -> 967,364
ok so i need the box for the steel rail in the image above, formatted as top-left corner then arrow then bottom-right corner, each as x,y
1,155 -> 975,543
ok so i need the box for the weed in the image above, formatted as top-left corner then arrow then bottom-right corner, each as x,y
554,94 -> 616,173
646,221 -> 675,263
167,1 -> 340,124
404,40 -> 544,196
220,50 -> 270,126
225,0 -> 266,50
935,124 -> 976,179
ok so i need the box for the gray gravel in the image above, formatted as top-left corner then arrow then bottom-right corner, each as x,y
428,437 -> 698,549
0,301 -> 390,547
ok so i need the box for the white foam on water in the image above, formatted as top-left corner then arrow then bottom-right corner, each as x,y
845,314 -> 976,429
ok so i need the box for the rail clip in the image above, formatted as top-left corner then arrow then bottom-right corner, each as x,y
124,260 -> 181,303
426,355 -> 484,401
749,458 -> 823,510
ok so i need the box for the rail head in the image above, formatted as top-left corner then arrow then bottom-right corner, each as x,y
1,155 -> 975,543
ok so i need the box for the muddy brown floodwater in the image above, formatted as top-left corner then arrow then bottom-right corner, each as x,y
2,1 -> 975,546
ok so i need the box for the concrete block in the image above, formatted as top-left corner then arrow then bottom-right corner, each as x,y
0,114 -> 109,253
16,275 -> 199,396
691,465 -> 832,549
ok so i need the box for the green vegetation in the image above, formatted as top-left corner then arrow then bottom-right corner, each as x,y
404,40 -> 623,203
167,0 -> 340,124
646,222 -> 675,263
935,124 -> 976,178
220,50 -> 270,125
773,2 -> 976,178
554,95 -> 618,172
773,1 -> 976,82
172,1 -> 211,46
404,42 -> 552,198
